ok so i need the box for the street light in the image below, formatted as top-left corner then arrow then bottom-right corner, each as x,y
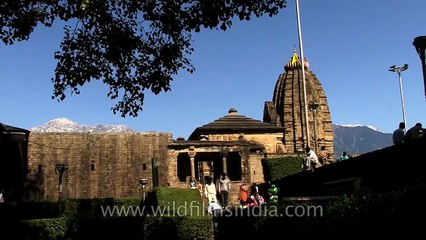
413,36 -> 426,100
308,101 -> 320,154
389,64 -> 408,133
55,163 -> 68,213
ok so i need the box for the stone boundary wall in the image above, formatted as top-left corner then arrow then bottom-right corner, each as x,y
27,132 -> 171,200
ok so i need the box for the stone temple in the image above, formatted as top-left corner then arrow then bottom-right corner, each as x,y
9,50 -> 333,202
264,49 -> 333,156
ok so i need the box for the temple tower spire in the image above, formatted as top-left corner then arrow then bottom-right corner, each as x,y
263,51 -> 333,155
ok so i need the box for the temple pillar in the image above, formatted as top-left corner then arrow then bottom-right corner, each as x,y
189,147 -> 196,177
221,151 -> 228,174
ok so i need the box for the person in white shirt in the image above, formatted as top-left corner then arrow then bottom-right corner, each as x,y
302,146 -> 321,171
204,177 -> 217,204
219,173 -> 231,208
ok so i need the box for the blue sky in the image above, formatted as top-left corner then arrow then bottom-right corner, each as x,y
1,0 -> 425,138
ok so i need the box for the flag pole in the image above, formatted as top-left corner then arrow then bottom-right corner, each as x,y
295,0 -> 310,149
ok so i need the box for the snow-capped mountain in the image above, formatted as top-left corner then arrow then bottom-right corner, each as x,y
338,124 -> 383,133
30,118 -> 134,133
332,124 -> 392,159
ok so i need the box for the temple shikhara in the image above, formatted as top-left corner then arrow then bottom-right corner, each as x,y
263,49 -> 334,155
11,49 -> 334,202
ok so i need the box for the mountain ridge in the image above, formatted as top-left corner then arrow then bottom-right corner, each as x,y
332,124 -> 392,159
30,118 -> 134,133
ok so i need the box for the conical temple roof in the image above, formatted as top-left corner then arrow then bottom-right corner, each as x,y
263,49 -> 333,154
188,108 -> 284,140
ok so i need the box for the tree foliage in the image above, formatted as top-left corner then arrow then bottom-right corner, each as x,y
0,0 -> 286,117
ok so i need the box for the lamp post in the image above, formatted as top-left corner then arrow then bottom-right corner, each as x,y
308,101 -> 320,154
389,64 -> 408,133
55,163 -> 68,213
139,178 -> 149,201
413,36 -> 426,100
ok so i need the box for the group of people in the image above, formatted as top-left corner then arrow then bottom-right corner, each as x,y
195,173 -> 232,210
393,122 -> 424,145
238,181 -> 264,208
200,176 -> 280,213
238,181 -> 279,208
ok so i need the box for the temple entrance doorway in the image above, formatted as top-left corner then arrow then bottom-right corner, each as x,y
177,151 -> 243,185
195,152 -> 222,185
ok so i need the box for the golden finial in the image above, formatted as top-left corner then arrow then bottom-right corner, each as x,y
291,48 -> 299,64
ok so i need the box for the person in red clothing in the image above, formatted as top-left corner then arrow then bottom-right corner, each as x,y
239,181 -> 249,206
